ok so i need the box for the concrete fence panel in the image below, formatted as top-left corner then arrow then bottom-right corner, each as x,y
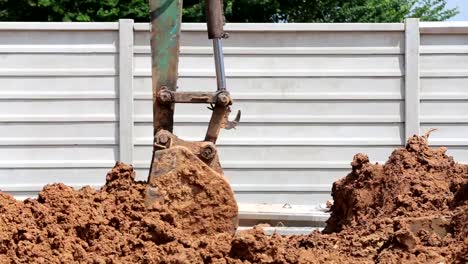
0,20 -> 467,206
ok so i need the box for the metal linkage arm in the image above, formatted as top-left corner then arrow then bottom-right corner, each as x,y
157,88 -> 232,105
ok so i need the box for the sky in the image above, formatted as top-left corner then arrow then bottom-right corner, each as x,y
447,0 -> 468,21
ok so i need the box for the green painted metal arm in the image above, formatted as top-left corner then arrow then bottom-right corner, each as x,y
149,0 -> 182,135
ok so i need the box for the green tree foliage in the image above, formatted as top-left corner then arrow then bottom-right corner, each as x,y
0,0 -> 459,22
0,0 -> 149,21
227,0 -> 459,22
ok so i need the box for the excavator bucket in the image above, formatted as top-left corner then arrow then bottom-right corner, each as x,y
145,0 -> 239,235
146,131 -> 238,235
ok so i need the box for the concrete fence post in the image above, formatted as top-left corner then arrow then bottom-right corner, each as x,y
118,19 -> 135,164
404,18 -> 421,139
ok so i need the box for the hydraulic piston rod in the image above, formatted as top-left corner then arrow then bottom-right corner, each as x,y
213,38 -> 226,91
204,0 -> 233,143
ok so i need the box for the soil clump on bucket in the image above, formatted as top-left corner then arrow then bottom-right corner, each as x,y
0,133 -> 467,263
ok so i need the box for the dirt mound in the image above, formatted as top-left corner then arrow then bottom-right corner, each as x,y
305,132 -> 468,263
0,133 -> 467,263
325,131 -> 467,233
0,162 -> 240,263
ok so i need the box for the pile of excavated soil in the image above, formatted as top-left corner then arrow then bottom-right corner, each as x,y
0,133 -> 467,263
299,132 -> 468,263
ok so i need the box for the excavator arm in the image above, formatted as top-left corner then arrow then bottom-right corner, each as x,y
144,0 -> 240,235
149,0 -> 239,141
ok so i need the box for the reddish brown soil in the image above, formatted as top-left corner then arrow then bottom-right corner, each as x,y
305,132 -> 468,263
0,133 -> 467,263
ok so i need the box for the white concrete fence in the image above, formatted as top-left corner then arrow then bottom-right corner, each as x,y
0,19 -> 468,210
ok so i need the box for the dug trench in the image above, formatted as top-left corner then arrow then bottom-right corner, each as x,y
0,133 -> 467,263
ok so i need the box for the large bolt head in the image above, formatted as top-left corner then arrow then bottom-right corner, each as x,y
200,145 -> 216,160
158,90 -> 173,104
156,132 -> 170,145
217,93 -> 231,106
